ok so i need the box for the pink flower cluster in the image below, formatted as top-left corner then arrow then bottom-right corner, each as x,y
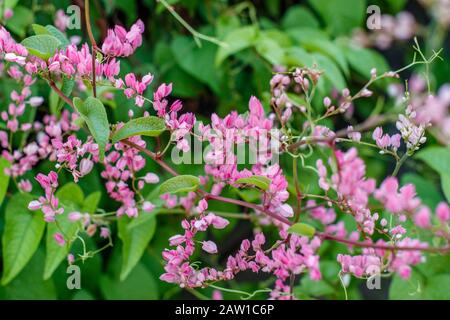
52,135 -> 99,182
153,83 -> 196,151
338,237 -> 428,279
352,12 -> 417,49
28,171 -> 64,222
372,127 -> 401,151
319,148 -> 378,235
161,209 -> 322,299
2,110 -> 79,182
102,134 -> 156,217
115,73 -> 153,107
101,20 -> 144,57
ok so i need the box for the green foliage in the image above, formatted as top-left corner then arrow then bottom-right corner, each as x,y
158,175 -> 200,195
43,183 -> 84,280
111,116 -> 166,143
287,223 -> 316,238
1,193 -> 46,285
0,157 -> 11,206
416,147 -> 450,202
307,0 -> 365,36
21,34 -> 61,60
5,5 -> 33,37
235,176 -> 271,191
73,97 -> 110,161
216,26 -> 258,65
118,214 -> 157,281
0,249 -> 57,299
32,24 -> 71,47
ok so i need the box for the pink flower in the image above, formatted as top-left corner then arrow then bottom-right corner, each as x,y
436,202 -> 450,223
28,96 -> 44,107
278,204 -> 294,218
202,240 -> 218,254
100,227 -> 110,239
18,179 -> 32,192
142,201 -> 155,212
68,212 -> 83,222
79,158 -> 94,176
212,290 -> 223,300
54,233 -> 66,246
28,200 -> 42,211
143,172 -> 159,184
197,199 -> 208,213
414,207 -> 431,228
67,253 -> 75,264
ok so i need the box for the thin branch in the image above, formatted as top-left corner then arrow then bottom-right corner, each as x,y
84,0 -> 97,97
156,0 -> 227,48
123,138 -> 450,254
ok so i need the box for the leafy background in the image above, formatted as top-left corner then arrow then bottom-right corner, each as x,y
0,0 -> 449,300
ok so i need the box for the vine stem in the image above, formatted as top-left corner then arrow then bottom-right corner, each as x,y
84,0 -> 97,97
48,80 -> 75,108
125,138 -> 450,254
157,0 -> 227,48
391,153 -> 409,177
45,66 -> 449,254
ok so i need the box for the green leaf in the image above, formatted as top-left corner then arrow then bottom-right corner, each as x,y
341,44 -> 389,79
100,263 -> 158,300
1,193 -> 46,285
235,176 -> 271,191
401,173 -> 442,208
283,47 -> 314,68
72,289 -> 95,300
254,34 -> 285,66
416,147 -> 450,202
294,277 -> 334,298
416,147 -> 450,173
312,53 -> 346,90
118,214 -> 157,281
287,223 -> 316,238
111,116 -> 166,144
0,249 -> 56,299
73,97 -> 110,161
21,34 -> 61,60
281,6 -> 319,30
308,0 -> 365,36
171,36 -> 223,94
158,175 -> 200,195
297,38 -> 349,75
51,77 -> 75,114
0,157 -> 11,206
44,25 -> 71,47
389,271 -> 424,300
216,26 -> 257,65
441,172 -> 450,203
82,191 -> 102,214
0,0 -> 19,16
32,24 -> 48,35
43,183 -> 83,280
424,274 -> 450,299
5,6 -> 33,38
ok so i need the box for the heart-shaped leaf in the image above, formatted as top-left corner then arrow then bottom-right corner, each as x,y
43,183 -> 83,280
118,213 -> 157,280
21,34 -> 61,60
287,223 -> 316,238
0,157 -> 11,206
235,175 -> 271,191
111,116 -> 166,144
1,193 -> 46,285
159,175 -> 200,195
73,97 -> 110,161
